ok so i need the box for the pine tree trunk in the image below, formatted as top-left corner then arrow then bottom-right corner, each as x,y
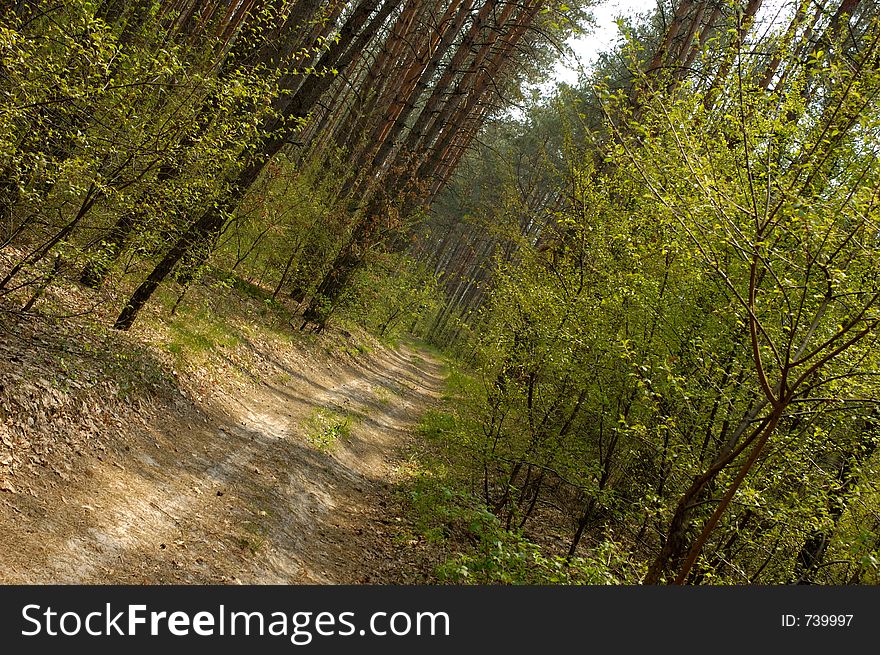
113,0 -> 400,329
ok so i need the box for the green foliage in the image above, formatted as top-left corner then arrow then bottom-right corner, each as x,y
0,0 -> 279,309
304,407 -> 351,452
421,9 -> 880,584
340,253 -> 442,342
4,0 -> 880,587
437,527 -> 626,585
400,366 -> 635,584
405,409 -> 630,584
217,150 -> 352,303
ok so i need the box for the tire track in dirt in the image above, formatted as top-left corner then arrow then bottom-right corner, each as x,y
0,343 -> 445,584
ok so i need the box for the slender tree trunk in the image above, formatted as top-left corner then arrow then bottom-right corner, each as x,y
113,0 -> 400,329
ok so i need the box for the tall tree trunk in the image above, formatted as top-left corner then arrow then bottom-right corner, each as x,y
113,0 -> 400,330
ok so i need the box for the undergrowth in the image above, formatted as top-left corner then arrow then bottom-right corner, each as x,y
304,407 -> 352,452
400,360 -> 631,585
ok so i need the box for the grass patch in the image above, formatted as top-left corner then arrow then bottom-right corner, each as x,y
335,341 -> 371,359
442,366 -> 479,401
374,385 -> 395,406
322,321 -> 375,359
144,268 -> 303,371
226,273 -> 274,303
304,407 -> 352,452
166,314 -> 241,356
418,408 -> 458,440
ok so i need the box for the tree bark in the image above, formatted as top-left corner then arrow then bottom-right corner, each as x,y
113,0 -> 400,329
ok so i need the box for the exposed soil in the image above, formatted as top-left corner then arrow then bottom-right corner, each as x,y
0,314 -> 446,584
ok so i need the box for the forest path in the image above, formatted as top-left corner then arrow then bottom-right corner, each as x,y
0,342 -> 445,583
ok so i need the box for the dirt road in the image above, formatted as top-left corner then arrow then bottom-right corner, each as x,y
0,342 -> 445,584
